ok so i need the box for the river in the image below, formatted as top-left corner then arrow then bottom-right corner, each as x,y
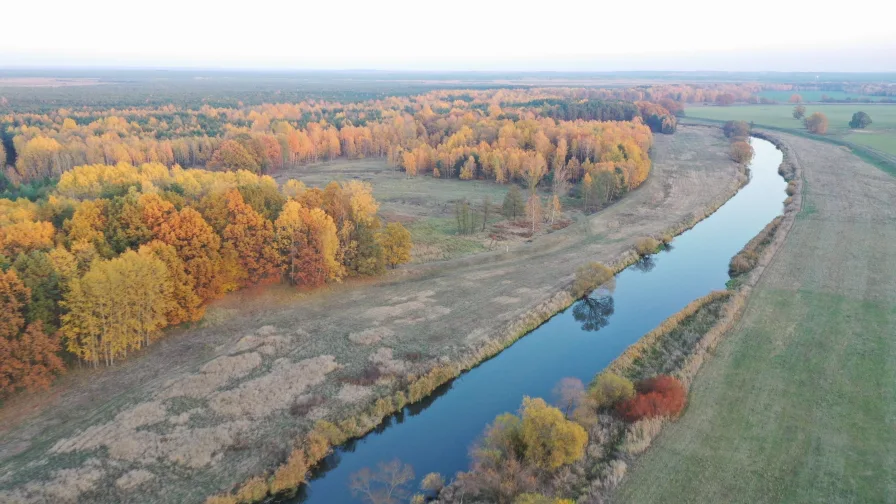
285,137 -> 786,503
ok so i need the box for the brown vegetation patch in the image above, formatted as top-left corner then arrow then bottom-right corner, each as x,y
290,395 -> 326,417
162,352 -> 263,399
337,384 -> 374,403
208,355 -> 337,418
115,469 -> 156,491
2,459 -> 105,504
348,327 -> 394,345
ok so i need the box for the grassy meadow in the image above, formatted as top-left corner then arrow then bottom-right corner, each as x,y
275,158 -> 521,262
686,103 -> 896,156
615,132 -> 896,503
755,89 -> 889,103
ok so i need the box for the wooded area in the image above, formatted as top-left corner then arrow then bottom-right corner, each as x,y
0,164 -> 412,393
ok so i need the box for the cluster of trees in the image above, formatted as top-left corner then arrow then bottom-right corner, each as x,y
447,371 -> 687,503
787,101 -> 831,134
0,162 -> 411,390
795,106 -> 873,135
389,116 -> 652,191
523,98 -> 677,134
775,82 -> 896,99
456,397 -> 587,503
722,121 -> 754,164
2,87 -> 673,191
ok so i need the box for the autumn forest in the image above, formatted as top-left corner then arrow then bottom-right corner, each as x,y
0,82 -> 713,395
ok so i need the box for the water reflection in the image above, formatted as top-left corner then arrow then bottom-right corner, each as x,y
289,378 -> 457,503
631,255 -> 656,272
572,292 -> 615,332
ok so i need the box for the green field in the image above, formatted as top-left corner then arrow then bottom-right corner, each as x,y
686,104 -> 896,156
756,90 -> 889,103
615,133 -> 896,503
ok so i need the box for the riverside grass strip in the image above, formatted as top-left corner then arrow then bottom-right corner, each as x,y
614,132 -> 896,503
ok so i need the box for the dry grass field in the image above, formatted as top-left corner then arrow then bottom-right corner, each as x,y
0,126 -> 743,503
615,132 -> 896,503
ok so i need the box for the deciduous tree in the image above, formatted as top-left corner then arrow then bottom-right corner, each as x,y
349,459 -> 415,504
849,111 -> 872,129
804,112 -> 829,134
0,269 -> 64,395
503,186 -> 525,220
153,207 -> 223,302
209,139 -> 261,173
223,189 -> 279,285
379,222 -> 412,269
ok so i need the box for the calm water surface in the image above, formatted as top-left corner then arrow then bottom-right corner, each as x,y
286,138 -> 786,503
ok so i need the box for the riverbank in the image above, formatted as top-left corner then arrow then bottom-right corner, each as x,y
616,130 -> 896,502
434,134 -> 792,504
0,126 -> 745,504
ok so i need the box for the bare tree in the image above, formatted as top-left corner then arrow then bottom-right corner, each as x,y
548,160 -> 570,225
349,459 -> 415,504
552,377 -> 585,417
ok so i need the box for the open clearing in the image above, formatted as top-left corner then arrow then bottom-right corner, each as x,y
686,103 -> 896,156
274,159 -> 521,262
615,132 -> 896,503
0,126 -> 743,504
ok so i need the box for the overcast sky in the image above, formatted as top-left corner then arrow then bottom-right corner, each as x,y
2,0 -> 894,71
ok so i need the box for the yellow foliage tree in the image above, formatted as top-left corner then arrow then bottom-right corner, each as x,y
62,250 -> 173,366
379,222 -> 412,269
0,221 -> 55,257
518,397 -> 587,470
275,201 -> 343,286
139,241 -> 204,325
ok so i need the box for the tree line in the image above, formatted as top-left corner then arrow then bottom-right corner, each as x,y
0,163 -> 411,393
0,85 -> 725,187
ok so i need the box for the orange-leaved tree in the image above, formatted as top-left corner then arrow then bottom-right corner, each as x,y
804,112 -> 829,134
223,189 -> 280,286
275,200 -> 342,287
0,269 -> 64,396
616,375 -> 687,422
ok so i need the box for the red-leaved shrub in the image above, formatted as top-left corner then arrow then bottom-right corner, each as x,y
616,375 -> 686,422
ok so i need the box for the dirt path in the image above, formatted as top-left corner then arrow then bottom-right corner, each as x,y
615,132 -> 896,503
0,126 -> 743,504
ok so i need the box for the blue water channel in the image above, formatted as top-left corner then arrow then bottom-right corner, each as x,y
287,138 -> 787,503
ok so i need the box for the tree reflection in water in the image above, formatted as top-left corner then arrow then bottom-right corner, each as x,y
631,255 -> 656,273
572,288 -> 615,332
